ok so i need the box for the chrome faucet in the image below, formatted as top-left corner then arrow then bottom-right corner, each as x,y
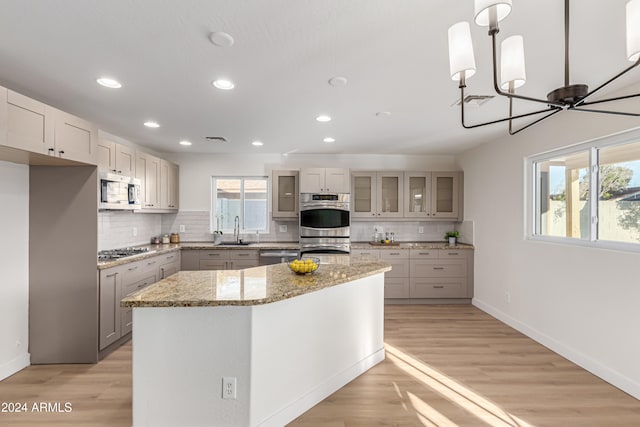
234,216 -> 240,243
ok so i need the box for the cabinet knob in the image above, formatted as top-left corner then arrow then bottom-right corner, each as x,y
58,150 -> 65,156
48,148 -> 55,153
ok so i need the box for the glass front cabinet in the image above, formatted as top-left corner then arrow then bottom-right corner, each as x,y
352,171 -> 404,218
272,170 -> 299,219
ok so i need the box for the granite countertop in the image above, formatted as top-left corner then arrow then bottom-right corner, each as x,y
351,242 -> 474,250
121,256 -> 391,308
180,242 -> 300,250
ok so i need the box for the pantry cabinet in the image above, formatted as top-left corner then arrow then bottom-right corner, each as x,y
272,170 -> 299,219
352,171 -> 404,218
300,168 -> 349,193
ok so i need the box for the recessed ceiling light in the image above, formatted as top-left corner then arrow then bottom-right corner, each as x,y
96,77 -> 122,89
376,111 -> 391,117
252,141 -> 264,146
179,140 -> 192,146
316,115 -> 331,122
144,121 -> 160,128
323,137 -> 336,143
212,79 -> 235,90
209,31 -> 235,48
328,76 -> 348,87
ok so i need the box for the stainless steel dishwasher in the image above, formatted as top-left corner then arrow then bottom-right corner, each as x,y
258,249 -> 300,265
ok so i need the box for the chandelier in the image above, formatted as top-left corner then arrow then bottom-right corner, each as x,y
448,0 -> 640,135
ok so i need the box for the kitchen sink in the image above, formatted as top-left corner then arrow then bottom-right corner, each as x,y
221,241 -> 252,246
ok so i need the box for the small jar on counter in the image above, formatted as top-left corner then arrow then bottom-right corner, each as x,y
161,234 -> 170,244
151,236 -> 161,244
170,233 -> 180,243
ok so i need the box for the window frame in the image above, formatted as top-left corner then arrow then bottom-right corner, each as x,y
211,176 -> 270,234
527,126 -> 640,253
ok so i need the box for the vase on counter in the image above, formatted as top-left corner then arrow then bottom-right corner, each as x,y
448,237 -> 456,246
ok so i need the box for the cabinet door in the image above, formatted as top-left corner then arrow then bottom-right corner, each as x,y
272,170 -> 299,218
99,268 -> 121,350
431,172 -> 460,219
404,172 -> 431,218
53,109 -> 97,164
158,262 -> 179,279
199,259 -> 228,270
377,172 -> 404,217
168,162 -> 179,209
181,250 -> 200,271
115,144 -> 135,176
385,278 -> 410,298
325,168 -> 350,193
6,89 -> 54,154
97,139 -> 116,172
136,151 -> 161,209
299,168 -> 325,193
160,159 -> 179,210
120,274 -> 156,336
351,172 -> 376,218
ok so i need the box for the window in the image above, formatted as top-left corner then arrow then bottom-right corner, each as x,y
530,129 -> 640,249
212,177 -> 268,233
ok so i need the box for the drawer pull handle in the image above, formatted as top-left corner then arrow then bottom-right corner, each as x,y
433,267 -> 444,270
208,254 -> 219,256
147,261 -> 156,265
166,256 -> 174,260
238,254 -> 249,256
105,272 -> 118,278
389,252 -> 400,256
128,266 -> 138,271
418,252 -> 431,255
433,285 -> 444,289
448,253 -> 458,256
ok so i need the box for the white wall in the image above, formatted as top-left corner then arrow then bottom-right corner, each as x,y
457,93 -> 640,398
0,161 -> 30,380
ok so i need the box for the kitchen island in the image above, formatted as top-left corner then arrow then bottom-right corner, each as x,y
122,257 -> 391,427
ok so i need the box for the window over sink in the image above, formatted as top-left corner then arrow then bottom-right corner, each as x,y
211,177 -> 269,233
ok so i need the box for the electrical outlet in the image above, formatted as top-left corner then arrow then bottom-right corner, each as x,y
179,224 -> 186,232
279,224 -> 287,233
505,292 -> 511,303
222,377 -> 237,400
418,226 -> 424,234
133,227 -> 138,236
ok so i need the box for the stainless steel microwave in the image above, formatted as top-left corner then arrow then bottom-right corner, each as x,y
99,172 -> 141,210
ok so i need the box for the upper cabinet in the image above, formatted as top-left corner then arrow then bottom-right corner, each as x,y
352,171 -> 463,221
0,87 -> 7,147
300,168 -> 349,193
136,151 -> 161,210
352,171 -> 404,218
272,170 -> 299,219
97,139 -> 135,176
160,159 -> 179,210
431,172 -> 461,219
3,87 -> 97,164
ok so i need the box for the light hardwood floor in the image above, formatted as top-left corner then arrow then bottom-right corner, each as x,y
1,305 -> 639,426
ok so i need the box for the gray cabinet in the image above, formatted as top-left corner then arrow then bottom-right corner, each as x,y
135,150 -> 161,210
409,249 -> 472,298
431,172 -> 462,219
351,248 -> 409,298
182,249 -> 259,270
300,168 -> 349,193
157,251 -> 181,279
272,170 -> 299,219
97,139 -> 135,176
352,171 -> 404,218
99,265 -> 124,350
160,159 -> 179,210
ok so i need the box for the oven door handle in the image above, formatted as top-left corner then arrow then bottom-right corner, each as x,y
300,203 -> 349,210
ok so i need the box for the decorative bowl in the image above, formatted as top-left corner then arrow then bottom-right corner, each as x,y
287,257 -> 320,275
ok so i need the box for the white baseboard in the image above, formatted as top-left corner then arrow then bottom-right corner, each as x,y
473,298 -> 640,400
0,352 -> 30,381
257,348 -> 386,427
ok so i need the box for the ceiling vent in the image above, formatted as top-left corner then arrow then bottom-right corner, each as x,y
450,95 -> 494,107
205,136 -> 228,143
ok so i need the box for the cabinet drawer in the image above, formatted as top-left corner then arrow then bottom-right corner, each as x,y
158,252 -> 179,263
229,250 -> 258,260
410,278 -> 468,298
385,277 -> 410,298
410,259 -> 466,278
351,249 -> 380,258
199,250 -> 227,260
380,250 -> 409,259
122,275 -> 155,298
199,259 -> 227,270
229,260 -> 259,269
409,249 -> 438,259
438,250 -> 468,259
384,259 -> 410,278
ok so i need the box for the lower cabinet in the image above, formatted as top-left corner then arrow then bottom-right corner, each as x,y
99,250 -> 180,351
181,249 -> 259,270
352,247 -> 474,301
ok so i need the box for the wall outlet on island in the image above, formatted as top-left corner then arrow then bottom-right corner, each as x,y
132,227 -> 138,236
418,226 -> 424,234
222,377 -> 237,400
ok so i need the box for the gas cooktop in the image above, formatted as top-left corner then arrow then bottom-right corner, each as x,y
98,247 -> 156,261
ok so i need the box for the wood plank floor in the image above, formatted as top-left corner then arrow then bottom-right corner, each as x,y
1,305 -> 639,426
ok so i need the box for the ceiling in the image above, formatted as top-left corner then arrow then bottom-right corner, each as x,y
0,0 -> 637,155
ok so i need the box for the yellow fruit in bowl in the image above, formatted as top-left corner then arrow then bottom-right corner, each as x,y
288,257 -> 319,274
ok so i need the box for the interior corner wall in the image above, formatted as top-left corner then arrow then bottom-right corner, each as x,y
457,93 -> 640,399
0,160 -> 29,380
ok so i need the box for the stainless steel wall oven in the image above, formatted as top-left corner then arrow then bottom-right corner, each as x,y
299,193 -> 350,254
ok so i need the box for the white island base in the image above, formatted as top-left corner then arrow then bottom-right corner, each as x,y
131,273 -> 385,427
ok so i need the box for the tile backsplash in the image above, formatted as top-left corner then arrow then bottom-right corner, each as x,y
99,210 -> 459,250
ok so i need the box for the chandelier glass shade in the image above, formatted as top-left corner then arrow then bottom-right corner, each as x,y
448,0 -> 640,135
